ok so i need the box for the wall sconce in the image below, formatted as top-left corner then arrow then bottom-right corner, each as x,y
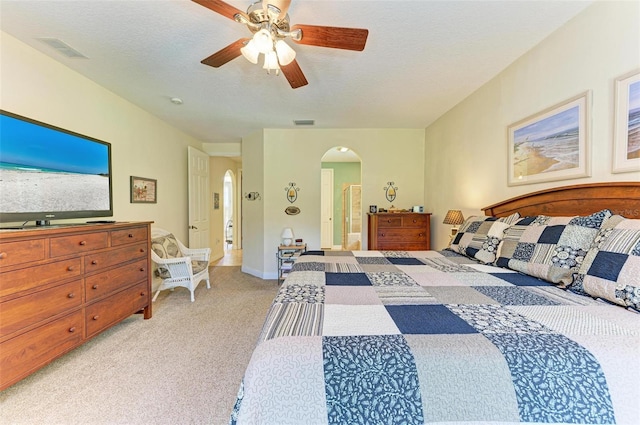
244,191 -> 261,201
285,182 -> 299,203
384,181 -> 398,202
443,210 -> 465,236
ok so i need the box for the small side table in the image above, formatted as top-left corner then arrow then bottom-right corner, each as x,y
276,244 -> 306,284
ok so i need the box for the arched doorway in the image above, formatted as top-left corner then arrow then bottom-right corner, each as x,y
320,147 -> 362,250
223,170 -> 235,251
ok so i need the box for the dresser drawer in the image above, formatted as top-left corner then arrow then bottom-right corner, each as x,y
111,226 -> 148,247
85,259 -> 148,302
376,240 -> 430,251
0,280 -> 83,338
0,239 -> 46,269
377,228 -> 429,241
0,310 -> 83,390
0,258 -> 81,298
377,216 -> 403,227
85,281 -> 149,337
402,215 -> 430,228
84,243 -> 147,273
50,232 -> 108,257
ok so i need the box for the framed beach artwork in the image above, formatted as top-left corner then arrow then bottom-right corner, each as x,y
613,69 -> 640,173
507,91 -> 591,186
130,176 -> 157,203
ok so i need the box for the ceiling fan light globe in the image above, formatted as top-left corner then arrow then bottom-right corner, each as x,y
253,29 -> 273,54
275,40 -> 296,65
240,40 -> 260,64
263,50 -> 280,72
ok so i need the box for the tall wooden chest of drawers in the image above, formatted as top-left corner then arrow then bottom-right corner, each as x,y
368,212 -> 431,250
0,222 -> 152,390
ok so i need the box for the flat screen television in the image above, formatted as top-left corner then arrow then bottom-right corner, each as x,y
0,110 -> 113,226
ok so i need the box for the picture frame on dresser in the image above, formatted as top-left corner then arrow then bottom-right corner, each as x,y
507,91 -> 591,186
612,69 -> 640,173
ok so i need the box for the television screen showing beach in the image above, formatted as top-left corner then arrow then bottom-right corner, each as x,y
627,80 -> 640,160
0,114 -> 110,213
513,105 -> 580,178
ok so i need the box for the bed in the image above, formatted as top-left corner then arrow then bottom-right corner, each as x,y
231,182 -> 640,425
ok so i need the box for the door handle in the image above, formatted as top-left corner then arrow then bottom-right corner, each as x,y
189,225 -> 198,230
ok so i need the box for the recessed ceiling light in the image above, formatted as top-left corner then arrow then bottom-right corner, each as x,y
170,97 -> 183,105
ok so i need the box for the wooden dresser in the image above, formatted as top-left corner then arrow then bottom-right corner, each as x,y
0,222 -> 152,390
368,212 -> 431,250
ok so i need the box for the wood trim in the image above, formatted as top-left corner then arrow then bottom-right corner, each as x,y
482,182 -> 640,219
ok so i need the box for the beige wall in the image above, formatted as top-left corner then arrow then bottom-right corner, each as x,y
243,128 -> 425,278
0,32 -> 206,244
425,0 -> 640,250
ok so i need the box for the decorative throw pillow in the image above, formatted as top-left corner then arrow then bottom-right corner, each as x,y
450,213 -> 520,264
571,215 -> 640,311
495,209 -> 612,287
151,233 -> 182,259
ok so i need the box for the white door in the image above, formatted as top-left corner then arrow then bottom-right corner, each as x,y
320,168 -> 334,249
188,146 -> 210,249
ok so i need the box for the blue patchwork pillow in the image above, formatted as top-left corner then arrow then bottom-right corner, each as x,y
450,213 -> 520,264
571,215 -> 640,311
496,210 -> 612,286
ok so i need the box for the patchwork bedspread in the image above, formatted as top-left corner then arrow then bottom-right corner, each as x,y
231,250 -> 640,425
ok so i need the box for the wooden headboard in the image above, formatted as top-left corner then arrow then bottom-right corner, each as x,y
482,182 -> 640,219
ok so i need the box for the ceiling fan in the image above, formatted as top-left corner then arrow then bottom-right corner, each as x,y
192,0 -> 369,89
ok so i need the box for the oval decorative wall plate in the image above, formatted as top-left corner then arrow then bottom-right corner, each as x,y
285,206 -> 300,215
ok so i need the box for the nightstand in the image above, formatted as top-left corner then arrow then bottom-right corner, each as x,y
277,244 -> 306,283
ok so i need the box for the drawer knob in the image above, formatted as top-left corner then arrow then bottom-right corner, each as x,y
140,248 -> 145,253
139,267 -> 145,272
413,219 -> 417,223
79,240 -> 87,246
92,284 -> 99,290
0,252 -> 7,259
91,260 -> 98,265
69,327 -> 76,333
140,292 -> 146,297
92,315 -> 100,320
68,293 -> 75,298
419,233 -> 423,237
67,266 -> 75,271
128,233 -> 134,238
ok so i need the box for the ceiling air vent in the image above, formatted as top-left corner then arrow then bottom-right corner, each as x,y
37,38 -> 88,59
294,119 -> 315,126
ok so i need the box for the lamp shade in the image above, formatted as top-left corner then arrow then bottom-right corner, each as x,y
263,50 -> 280,71
275,40 -> 296,66
281,228 -> 294,246
443,210 -> 464,226
240,39 -> 259,64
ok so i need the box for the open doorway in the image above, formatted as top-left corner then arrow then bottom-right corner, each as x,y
321,147 -> 362,250
223,170 -> 234,252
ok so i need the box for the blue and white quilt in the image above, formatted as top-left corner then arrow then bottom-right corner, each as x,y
231,250 -> 640,425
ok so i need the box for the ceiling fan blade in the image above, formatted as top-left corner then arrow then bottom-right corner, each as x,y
192,0 -> 249,21
291,24 -> 368,51
201,38 -> 250,68
281,59 -> 308,89
262,0 -> 290,20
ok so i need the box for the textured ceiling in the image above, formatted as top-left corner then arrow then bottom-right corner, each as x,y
1,0 -> 593,147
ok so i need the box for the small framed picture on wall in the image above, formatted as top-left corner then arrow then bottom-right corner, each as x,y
369,205 -> 378,214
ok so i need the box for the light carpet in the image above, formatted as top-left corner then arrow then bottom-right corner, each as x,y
0,266 -> 279,425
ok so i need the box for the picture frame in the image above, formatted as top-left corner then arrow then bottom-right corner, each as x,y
130,176 -> 157,203
612,69 -> 640,173
507,91 -> 591,186
369,205 -> 378,214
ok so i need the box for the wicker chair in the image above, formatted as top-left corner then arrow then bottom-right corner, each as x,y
150,228 -> 211,302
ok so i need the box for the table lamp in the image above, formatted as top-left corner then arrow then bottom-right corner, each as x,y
443,210 -> 464,236
281,228 -> 294,246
